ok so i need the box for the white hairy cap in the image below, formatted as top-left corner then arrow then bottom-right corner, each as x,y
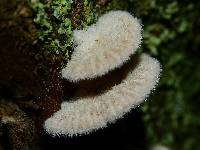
61,10 -> 142,82
44,54 -> 161,136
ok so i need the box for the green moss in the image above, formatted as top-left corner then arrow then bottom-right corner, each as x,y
80,0 -> 97,28
28,0 -> 97,61
28,0 -> 73,60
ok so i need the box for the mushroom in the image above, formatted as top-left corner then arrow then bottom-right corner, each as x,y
62,11 -> 142,82
44,54 -> 161,136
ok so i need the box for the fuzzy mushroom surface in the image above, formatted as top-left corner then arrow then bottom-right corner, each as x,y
61,11 -> 142,82
44,54 -> 161,136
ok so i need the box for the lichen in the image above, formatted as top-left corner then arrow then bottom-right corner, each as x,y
29,0 -> 97,61
28,0 -> 72,61
80,0 -> 97,28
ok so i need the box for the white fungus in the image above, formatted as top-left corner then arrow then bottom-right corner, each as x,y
44,54 -> 161,136
61,10 -> 142,82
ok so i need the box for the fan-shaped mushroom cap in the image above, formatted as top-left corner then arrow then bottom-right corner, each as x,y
44,54 -> 161,136
62,11 -> 142,82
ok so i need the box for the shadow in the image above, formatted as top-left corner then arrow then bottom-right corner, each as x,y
43,108 -> 147,150
62,54 -> 140,101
